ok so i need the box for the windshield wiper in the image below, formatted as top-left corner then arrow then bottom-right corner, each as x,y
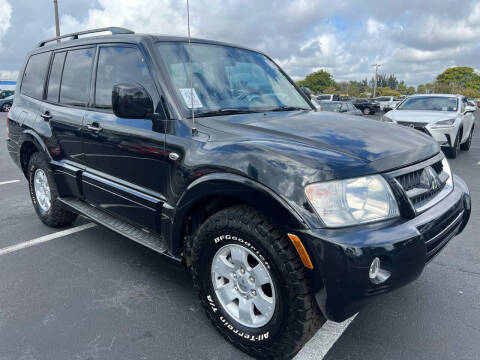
269,106 -> 311,111
193,108 -> 265,118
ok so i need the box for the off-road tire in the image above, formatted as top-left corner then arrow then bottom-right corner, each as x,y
460,125 -> 474,151
191,205 -> 325,359
28,152 -> 78,227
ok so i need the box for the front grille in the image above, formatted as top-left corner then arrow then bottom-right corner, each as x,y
397,121 -> 428,128
417,200 -> 464,262
395,159 -> 446,206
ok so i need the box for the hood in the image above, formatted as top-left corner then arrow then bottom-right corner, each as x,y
388,110 -> 457,123
197,110 -> 439,173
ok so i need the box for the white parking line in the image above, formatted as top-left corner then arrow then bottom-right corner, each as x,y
295,314 -> 358,360
0,223 -> 96,256
0,180 -> 20,185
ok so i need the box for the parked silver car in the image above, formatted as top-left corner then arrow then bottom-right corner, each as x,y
382,94 -> 475,158
319,101 -> 362,115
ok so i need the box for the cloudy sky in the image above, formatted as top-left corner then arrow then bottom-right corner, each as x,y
0,0 -> 479,86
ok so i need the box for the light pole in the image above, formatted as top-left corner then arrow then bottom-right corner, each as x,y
53,0 -> 60,39
371,63 -> 381,98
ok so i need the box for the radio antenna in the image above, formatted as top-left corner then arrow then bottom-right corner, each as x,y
187,0 -> 197,135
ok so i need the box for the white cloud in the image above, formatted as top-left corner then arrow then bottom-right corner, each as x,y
366,18 -> 386,36
0,0 -> 12,45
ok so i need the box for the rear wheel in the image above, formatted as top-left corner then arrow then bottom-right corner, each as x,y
460,125 -> 474,151
363,107 -> 371,115
28,152 -> 78,227
2,103 -> 11,112
191,205 -> 324,359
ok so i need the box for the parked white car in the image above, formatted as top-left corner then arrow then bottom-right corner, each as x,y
382,94 -> 475,158
317,94 -> 340,101
374,96 -> 400,111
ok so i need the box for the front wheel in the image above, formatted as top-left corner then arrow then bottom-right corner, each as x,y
191,206 -> 324,359
363,107 -> 371,115
446,129 -> 461,158
460,125 -> 474,151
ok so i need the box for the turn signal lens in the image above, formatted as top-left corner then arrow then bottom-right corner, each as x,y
287,233 -> 314,269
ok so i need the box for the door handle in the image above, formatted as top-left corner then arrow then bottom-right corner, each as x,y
40,111 -> 52,120
87,123 -> 103,132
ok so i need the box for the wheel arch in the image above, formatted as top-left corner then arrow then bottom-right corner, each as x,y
19,130 -> 51,177
171,173 -> 308,262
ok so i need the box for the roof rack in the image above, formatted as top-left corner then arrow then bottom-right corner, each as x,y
37,27 -> 135,47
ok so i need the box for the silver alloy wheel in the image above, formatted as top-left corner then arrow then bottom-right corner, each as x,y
34,169 -> 51,212
211,243 -> 276,328
3,103 -> 11,112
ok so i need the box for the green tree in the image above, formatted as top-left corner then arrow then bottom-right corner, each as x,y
377,87 -> 400,97
297,70 -> 335,94
460,88 -> 480,98
406,86 -> 415,95
417,84 -> 426,94
397,81 -> 407,94
436,67 -> 480,92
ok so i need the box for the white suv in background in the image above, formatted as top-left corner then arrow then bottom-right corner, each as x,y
374,96 -> 400,111
382,94 -> 476,158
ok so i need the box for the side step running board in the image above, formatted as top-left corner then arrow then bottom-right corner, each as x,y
58,198 -> 180,262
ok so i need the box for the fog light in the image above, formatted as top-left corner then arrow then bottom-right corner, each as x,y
368,257 -> 391,284
369,257 -> 380,280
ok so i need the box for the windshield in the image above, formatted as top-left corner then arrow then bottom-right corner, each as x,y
157,42 -> 310,116
320,102 -> 342,112
397,96 -> 458,111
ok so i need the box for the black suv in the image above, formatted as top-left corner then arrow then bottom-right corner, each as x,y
6,28 -> 471,359
352,97 -> 381,115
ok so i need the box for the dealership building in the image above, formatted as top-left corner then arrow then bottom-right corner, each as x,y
0,80 -> 16,91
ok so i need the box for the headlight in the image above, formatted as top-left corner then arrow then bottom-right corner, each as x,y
431,118 -> 456,128
442,157 -> 453,187
305,175 -> 400,227
382,115 -> 393,122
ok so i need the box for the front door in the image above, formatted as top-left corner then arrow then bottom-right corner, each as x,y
81,44 -> 168,232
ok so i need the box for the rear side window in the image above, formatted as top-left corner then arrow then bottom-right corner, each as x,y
95,46 -> 155,109
60,48 -> 95,106
47,52 -> 66,102
21,52 -> 51,99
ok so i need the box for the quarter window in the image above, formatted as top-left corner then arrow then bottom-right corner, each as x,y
47,52 -> 66,102
21,52 -> 51,99
95,46 -> 155,109
60,48 -> 95,106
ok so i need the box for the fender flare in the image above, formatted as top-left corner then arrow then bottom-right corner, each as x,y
18,130 -> 52,175
170,173 -> 308,255
20,130 -> 52,159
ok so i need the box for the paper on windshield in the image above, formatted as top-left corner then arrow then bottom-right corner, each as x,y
179,88 -> 203,108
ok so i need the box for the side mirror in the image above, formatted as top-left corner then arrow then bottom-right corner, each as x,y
112,83 -> 154,119
339,108 -> 347,112
465,105 -> 476,113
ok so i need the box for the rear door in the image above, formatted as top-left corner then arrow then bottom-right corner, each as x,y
81,44 -> 168,232
41,47 -> 95,197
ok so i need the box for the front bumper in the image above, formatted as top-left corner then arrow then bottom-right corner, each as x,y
294,175 -> 471,322
427,125 -> 459,147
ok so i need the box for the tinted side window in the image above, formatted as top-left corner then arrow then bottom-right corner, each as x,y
47,52 -> 66,102
95,46 -> 155,108
60,48 -> 95,106
21,52 -> 51,99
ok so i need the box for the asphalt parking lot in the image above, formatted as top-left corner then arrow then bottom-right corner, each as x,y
0,111 -> 479,360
